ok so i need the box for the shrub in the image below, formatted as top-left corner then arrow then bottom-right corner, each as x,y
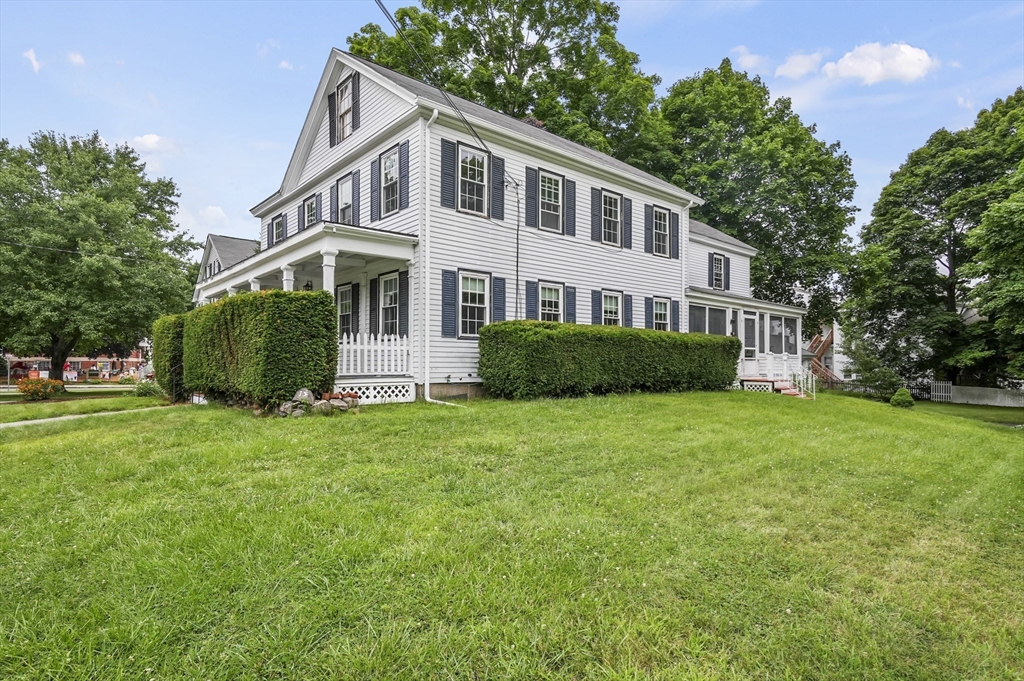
890,387 -> 915,409
17,378 -> 65,401
133,380 -> 166,398
182,290 -> 337,407
117,374 -> 136,385
153,314 -> 187,402
479,320 -> 741,399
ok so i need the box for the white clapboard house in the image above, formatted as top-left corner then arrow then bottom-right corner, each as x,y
193,50 -> 807,402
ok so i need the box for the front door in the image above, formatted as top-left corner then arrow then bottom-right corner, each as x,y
742,311 -> 759,376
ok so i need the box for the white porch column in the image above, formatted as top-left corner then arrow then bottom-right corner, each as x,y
321,249 -> 338,296
360,271 -> 370,334
281,265 -> 296,291
249,278 -> 261,291
226,286 -> 238,297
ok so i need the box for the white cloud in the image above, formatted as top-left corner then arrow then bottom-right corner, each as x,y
256,39 -> 279,58
199,206 -> 229,226
68,52 -> 85,66
23,48 -> 41,73
822,43 -> 939,85
730,45 -> 766,71
278,60 -> 294,70
957,95 -> 975,110
131,134 -> 178,154
775,51 -> 824,79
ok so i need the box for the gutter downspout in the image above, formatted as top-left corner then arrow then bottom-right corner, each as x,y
421,108 -> 461,407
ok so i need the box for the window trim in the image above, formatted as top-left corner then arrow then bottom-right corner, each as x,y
539,281 -> 564,323
378,271 -> 400,337
653,296 -> 670,331
538,168 -> 564,234
337,76 -> 354,142
337,283 -> 354,337
336,173 -> 354,225
379,145 -> 400,219
457,142 -> 489,218
271,214 -> 285,245
457,269 -> 491,339
712,253 -> 725,290
601,289 -> 623,327
600,188 -> 622,247
303,194 -> 317,229
652,205 -> 670,258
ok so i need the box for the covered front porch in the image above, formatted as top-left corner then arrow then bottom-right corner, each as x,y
193,221 -> 419,403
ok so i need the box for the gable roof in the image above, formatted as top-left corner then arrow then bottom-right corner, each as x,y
689,219 -> 756,253
207,234 -> 260,269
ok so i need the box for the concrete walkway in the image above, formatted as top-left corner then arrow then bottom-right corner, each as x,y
0,405 -> 177,429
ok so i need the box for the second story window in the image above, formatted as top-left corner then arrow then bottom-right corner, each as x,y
337,77 -> 354,141
653,207 -> 669,257
381,149 -> 399,217
713,254 -> 725,290
459,145 -> 487,216
539,172 -> 561,232
304,197 -> 317,228
338,175 -> 353,224
272,216 -> 285,244
654,298 -> 669,331
602,192 -> 621,246
380,273 -> 399,336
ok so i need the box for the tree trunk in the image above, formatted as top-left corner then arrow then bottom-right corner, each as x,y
47,333 -> 79,390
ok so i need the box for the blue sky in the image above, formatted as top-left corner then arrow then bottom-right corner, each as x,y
2,0 -> 1022,254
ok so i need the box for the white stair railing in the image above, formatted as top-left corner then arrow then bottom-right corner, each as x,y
791,368 -> 817,400
337,333 -> 410,376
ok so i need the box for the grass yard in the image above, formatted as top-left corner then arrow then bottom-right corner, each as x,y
0,396 -> 167,424
0,392 -> 1021,679
914,400 -> 1023,426
0,389 -> 135,403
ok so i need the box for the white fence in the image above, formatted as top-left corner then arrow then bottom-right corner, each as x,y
931,380 -> 952,403
337,333 -> 411,376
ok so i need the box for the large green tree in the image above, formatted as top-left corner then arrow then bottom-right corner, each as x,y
655,60 -> 857,331
0,131 -> 198,377
844,89 -> 1023,383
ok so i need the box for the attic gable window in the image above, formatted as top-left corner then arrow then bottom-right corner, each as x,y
337,77 -> 354,141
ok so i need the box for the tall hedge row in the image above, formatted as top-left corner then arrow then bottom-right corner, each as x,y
152,314 -> 187,402
479,320 -> 741,399
154,290 -> 337,407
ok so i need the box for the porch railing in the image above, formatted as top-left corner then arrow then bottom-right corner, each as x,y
337,333 -> 410,376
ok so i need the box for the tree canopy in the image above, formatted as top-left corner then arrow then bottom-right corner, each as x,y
0,131 -> 198,374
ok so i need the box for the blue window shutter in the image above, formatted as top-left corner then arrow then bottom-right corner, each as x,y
644,204 -> 653,253
351,72 -> 361,131
370,158 -> 380,222
352,170 -> 361,226
708,252 -> 715,287
440,139 -> 456,209
622,198 -> 632,249
490,156 -> 505,220
565,286 -> 576,323
399,141 -> 410,211
564,179 -> 576,236
591,289 -> 602,325
266,220 -> 273,247
492,277 -> 506,322
671,212 -> 680,259
328,92 -> 337,147
297,202 -> 304,231
671,299 -> 680,332
281,213 -> 287,239
591,188 -> 602,241
525,167 -> 537,228
724,256 -> 731,290
644,297 -> 654,329
369,276 -> 379,336
525,281 -> 538,320
624,294 -> 633,327
398,270 -> 409,337
330,183 -> 338,222
315,193 -> 322,222
351,282 -> 360,333
441,270 -> 457,337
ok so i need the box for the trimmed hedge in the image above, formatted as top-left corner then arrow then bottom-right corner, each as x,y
181,290 -> 337,407
479,320 -> 741,399
152,314 -> 187,402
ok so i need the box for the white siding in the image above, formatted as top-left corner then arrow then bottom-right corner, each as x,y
686,239 -> 752,298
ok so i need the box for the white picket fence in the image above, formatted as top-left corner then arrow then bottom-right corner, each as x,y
931,380 -> 952,403
337,333 -> 410,376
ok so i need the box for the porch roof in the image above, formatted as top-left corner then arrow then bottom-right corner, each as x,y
686,286 -> 808,315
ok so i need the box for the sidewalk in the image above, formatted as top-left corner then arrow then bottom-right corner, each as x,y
0,405 -> 178,429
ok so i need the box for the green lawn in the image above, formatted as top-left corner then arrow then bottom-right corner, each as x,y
0,389 -> 134,403
0,392 -> 1021,679
914,399 -> 1023,425
0,396 -> 167,423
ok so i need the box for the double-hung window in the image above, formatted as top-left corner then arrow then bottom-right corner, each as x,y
380,273 -> 399,336
602,291 -> 621,326
539,172 -> 561,232
272,216 -> 285,243
381,148 -> 399,217
214,259 -> 221,274
712,254 -> 725,290
460,273 -> 489,336
602,192 -> 621,246
653,207 -> 669,257
338,175 -> 353,224
304,196 -> 317,228
540,283 -> 562,322
338,285 -> 353,337
653,297 -> 669,331
337,77 -> 354,141
459,145 -> 488,216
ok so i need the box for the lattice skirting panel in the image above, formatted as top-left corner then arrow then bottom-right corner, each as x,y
742,381 -> 774,393
334,378 -> 416,405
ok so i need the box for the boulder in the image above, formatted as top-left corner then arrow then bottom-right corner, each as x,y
289,408 -> 305,418
312,400 -> 334,415
279,401 -> 295,415
293,388 -> 315,405
344,397 -> 359,409
329,398 -> 349,411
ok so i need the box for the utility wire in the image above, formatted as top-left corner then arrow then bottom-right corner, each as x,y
0,239 -> 148,262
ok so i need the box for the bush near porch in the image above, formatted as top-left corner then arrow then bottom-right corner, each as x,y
152,314 -> 187,402
154,290 -> 337,407
479,320 -> 741,399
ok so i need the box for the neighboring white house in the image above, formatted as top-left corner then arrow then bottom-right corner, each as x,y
192,50 -> 806,402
